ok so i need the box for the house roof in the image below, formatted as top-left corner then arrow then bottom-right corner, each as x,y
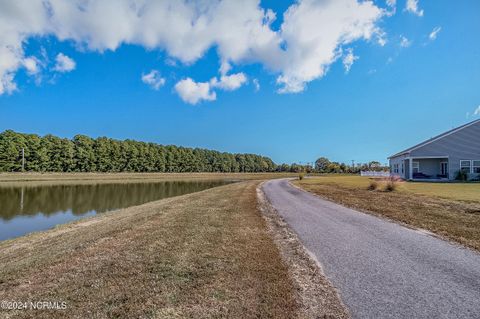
388,118 -> 480,159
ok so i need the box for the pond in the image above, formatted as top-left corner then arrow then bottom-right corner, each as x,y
0,180 -> 231,241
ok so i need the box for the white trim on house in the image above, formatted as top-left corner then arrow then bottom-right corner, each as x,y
460,160 -> 480,174
460,160 -> 472,173
407,156 -> 449,159
440,161 -> 448,176
473,160 -> 480,174
409,158 -> 413,180
412,161 -> 420,173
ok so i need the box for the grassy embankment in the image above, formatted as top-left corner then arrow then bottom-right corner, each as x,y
0,175 -> 347,318
0,172 -> 296,186
295,175 -> 480,251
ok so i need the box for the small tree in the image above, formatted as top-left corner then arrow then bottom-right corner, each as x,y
315,157 -> 331,173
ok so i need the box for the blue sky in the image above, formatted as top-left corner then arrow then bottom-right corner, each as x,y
1,0 -> 479,165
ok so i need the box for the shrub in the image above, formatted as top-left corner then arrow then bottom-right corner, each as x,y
298,172 -> 305,180
455,170 -> 468,182
383,176 -> 398,192
384,181 -> 396,192
367,180 -> 378,191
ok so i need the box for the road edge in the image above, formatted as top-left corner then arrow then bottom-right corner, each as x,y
257,182 -> 350,319
289,179 -> 480,252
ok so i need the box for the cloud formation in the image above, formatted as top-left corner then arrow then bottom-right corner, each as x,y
175,71 -> 248,104
400,35 -> 411,47
174,78 -> 217,105
474,106 -> 480,116
22,57 -> 41,76
252,79 -> 260,92
405,0 -> 423,17
141,70 -> 166,90
53,53 -> 76,73
429,26 -> 441,41
212,73 -> 248,91
342,49 -> 359,73
0,0 -> 387,99
275,0 -> 384,93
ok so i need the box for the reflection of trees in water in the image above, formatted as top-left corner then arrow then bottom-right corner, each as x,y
0,181 -> 229,221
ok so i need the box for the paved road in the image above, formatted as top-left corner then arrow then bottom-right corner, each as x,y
262,179 -> 480,319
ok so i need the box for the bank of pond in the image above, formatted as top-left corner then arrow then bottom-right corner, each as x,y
0,180 -> 233,241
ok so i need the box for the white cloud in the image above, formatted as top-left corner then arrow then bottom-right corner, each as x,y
474,106 -> 480,116
141,70 -> 165,90
385,0 -> 396,16
54,53 -> 76,73
22,57 -> 41,75
386,0 -> 396,7
174,78 -> 216,105
219,61 -> 232,76
342,48 -> 359,73
429,26 -> 441,41
175,71 -> 247,104
0,0 -> 387,97
405,0 -> 424,17
275,0 -> 384,93
211,73 -> 247,91
0,74 -> 17,95
252,78 -> 260,92
400,35 -> 411,47
377,34 -> 388,47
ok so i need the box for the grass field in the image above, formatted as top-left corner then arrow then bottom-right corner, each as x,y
0,177 -> 347,318
295,175 -> 480,251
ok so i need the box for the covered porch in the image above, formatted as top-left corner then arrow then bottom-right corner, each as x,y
404,157 -> 449,181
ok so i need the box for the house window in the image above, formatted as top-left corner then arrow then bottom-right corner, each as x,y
473,160 -> 480,174
460,160 -> 471,173
412,161 -> 420,173
392,163 -> 399,173
401,162 -> 404,174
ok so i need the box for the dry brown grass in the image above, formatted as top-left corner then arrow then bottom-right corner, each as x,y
0,181 -> 299,318
0,172 -> 296,184
295,178 -> 480,251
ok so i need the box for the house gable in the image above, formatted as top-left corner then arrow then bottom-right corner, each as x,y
389,119 -> 480,159
410,120 -> 480,158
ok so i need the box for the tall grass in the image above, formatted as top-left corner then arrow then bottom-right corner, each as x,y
367,180 -> 378,191
383,177 -> 398,192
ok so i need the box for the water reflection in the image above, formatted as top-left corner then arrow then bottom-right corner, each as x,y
0,180 -> 230,240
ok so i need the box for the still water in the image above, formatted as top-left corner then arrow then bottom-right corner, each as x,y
0,180 -> 231,241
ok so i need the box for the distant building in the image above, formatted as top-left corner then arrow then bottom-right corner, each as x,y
388,119 -> 480,181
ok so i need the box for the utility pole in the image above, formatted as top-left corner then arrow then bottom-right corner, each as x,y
21,148 -> 25,172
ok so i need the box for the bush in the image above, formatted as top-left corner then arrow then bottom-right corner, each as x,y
367,180 -> 378,191
383,176 -> 398,192
455,170 -> 468,182
384,182 -> 396,192
298,172 -> 305,180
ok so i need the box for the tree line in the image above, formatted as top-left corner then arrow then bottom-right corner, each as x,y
0,130 -> 278,173
314,157 -> 388,174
